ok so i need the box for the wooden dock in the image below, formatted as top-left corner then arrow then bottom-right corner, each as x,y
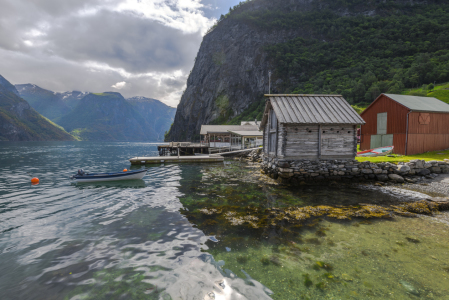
158,142 -> 209,156
129,155 -> 224,165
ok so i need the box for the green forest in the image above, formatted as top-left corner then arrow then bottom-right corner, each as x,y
239,1 -> 448,103
213,0 -> 449,125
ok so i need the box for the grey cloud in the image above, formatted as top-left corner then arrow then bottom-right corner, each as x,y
0,49 -> 182,107
0,0 -> 236,106
43,10 -> 202,73
24,0 -> 119,16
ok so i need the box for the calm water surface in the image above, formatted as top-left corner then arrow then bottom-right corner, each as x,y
0,142 -> 448,300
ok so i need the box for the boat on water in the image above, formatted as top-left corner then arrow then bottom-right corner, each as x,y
71,169 -> 147,183
357,146 -> 394,157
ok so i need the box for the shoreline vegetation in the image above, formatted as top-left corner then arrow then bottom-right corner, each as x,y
356,147 -> 449,163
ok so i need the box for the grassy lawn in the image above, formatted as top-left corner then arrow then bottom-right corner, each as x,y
402,82 -> 449,103
356,147 -> 449,163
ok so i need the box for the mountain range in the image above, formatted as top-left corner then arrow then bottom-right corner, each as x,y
0,75 -> 74,141
165,0 -> 449,142
15,83 -> 176,141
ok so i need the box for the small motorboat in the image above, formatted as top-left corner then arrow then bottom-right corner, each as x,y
71,169 -> 147,183
357,146 -> 394,157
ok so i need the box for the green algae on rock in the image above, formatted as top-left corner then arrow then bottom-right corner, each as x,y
195,201 -> 446,232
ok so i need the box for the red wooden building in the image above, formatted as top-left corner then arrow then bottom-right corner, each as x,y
360,94 -> 449,155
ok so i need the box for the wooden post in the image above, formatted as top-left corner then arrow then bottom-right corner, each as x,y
275,118 -> 278,156
267,109 -> 271,154
318,125 -> 322,160
353,125 -> 357,157
177,143 -> 180,158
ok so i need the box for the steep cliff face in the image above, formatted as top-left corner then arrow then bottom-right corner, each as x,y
0,75 -> 74,141
165,0 -> 444,141
166,9 -> 284,141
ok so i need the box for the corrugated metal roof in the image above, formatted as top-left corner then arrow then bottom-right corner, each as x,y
228,130 -> 263,136
200,125 -> 259,135
260,95 -> 365,128
384,94 -> 449,112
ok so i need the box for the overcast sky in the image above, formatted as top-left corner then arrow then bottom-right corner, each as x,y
0,0 -> 242,107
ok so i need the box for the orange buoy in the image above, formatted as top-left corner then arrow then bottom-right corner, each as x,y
31,177 -> 40,184
123,169 -> 128,172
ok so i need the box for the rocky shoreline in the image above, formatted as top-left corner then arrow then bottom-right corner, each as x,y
237,148 -> 449,207
238,148 -> 449,184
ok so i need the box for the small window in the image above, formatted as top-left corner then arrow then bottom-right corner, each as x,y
348,131 -> 351,133
322,131 -> 326,133
337,131 -> 340,133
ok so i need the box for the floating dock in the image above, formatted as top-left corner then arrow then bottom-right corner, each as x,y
129,155 -> 224,165
158,142 -> 209,156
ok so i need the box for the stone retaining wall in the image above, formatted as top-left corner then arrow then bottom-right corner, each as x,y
261,156 -> 449,184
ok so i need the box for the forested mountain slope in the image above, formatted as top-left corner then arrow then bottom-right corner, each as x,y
165,0 -> 449,141
55,92 -> 160,141
0,75 -> 74,141
15,84 -> 74,121
16,85 -> 175,141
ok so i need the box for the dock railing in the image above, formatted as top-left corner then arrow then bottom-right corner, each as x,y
168,142 -> 209,148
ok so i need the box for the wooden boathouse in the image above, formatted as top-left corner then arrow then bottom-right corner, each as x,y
360,94 -> 449,155
260,94 -> 365,159
157,122 -> 262,156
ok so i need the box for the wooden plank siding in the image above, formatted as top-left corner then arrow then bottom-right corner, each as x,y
407,134 -> 449,155
406,111 -> 449,154
280,124 -> 356,159
408,112 -> 449,134
320,125 -> 357,159
360,94 -> 410,154
278,124 -> 287,157
263,122 -> 269,154
361,96 -> 449,155
360,95 -> 409,136
283,125 -> 320,159
261,95 -> 363,160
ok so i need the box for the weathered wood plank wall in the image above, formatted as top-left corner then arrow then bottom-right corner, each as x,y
283,125 -> 320,159
320,125 -> 356,158
264,122 -> 269,154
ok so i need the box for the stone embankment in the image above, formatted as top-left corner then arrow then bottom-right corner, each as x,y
235,148 -> 264,162
261,156 -> 449,184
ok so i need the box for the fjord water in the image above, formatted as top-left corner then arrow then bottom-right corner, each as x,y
0,142 -> 448,300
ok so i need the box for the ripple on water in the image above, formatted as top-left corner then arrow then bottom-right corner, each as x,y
1,142 -> 449,299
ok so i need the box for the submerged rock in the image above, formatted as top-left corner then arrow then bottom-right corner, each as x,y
341,273 -> 353,281
400,280 -> 420,296
405,237 -> 420,243
388,174 -> 405,183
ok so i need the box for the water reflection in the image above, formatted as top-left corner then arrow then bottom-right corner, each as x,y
1,143 -> 448,300
73,179 -> 147,189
